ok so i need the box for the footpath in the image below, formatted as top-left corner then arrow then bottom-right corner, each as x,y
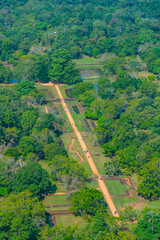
54,84 -> 119,217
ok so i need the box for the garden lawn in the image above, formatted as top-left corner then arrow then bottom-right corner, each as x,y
81,132 -> 109,175
73,57 -> 101,65
56,214 -> 85,227
105,180 -> 127,196
61,132 -> 93,176
112,197 -> 140,211
59,85 -> 75,99
85,181 -> 99,189
43,195 -> 71,207
133,199 -> 160,211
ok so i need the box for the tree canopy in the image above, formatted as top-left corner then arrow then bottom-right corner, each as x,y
12,162 -> 53,199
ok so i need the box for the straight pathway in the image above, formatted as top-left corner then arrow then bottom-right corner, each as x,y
54,84 -> 119,217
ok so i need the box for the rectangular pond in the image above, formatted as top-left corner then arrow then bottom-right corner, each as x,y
72,105 -> 80,114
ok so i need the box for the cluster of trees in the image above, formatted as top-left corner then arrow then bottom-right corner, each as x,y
0,187 -> 160,239
1,0 -> 160,76
73,61 -> 160,200
0,80 -> 90,198
0,49 -> 81,84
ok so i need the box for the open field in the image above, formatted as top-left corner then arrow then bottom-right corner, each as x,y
56,214 -> 85,227
85,181 -> 99,189
105,180 -> 128,196
43,195 -> 71,207
133,199 -> 160,211
81,132 -> 109,175
61,132 -> 93,176
73,57 -> 101,66
112,197 -> 140,211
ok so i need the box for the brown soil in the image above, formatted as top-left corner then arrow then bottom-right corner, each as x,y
77,119 -> 82,124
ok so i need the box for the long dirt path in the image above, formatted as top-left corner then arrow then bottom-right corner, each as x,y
54,84 -> 119,217
68,138 -> 84,163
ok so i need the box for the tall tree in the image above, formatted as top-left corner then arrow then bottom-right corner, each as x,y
0,191 -> 46,240
49,49 -> 80,84
12,162 -> 53,199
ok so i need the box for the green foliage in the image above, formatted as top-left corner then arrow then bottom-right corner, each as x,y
137,158 -> 160,200
4,147 -> 20,161
72,82 -> 93,98
44,143 -> 67,161
49,49 -> 80,84
70,187 -> 107,217
12,162 -> 53,199
49,155 -> 88,191
19,136 -> 44,159
98,77 -> 114,99
0,191 -> 46,240
104,161 -> 121,176
134,209 -> 160,240
15,80 -> 36,96
20,109 -> 38,133
0,61 -> 12,83
39,225 -> 78,240
12,55 -> 50,82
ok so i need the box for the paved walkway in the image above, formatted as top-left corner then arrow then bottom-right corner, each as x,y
54,84 -> 119,217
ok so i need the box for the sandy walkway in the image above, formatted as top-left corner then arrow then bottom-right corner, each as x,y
54,84 -> 119,217
68,138 -> 84,163
45,105 -> 48,113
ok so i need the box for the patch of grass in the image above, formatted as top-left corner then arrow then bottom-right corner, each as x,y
43,195 -> 71,207
105,180 -> 128,196
56,214 -> 85,227
85,181 -> 99,189
73,57 -> 101,66
39,160 -> 52,173
61,132 -> 93,176
119,197 -> 140,208
48,205 -> 70,211
144,200 -> 160,209
112,197 -> 122,211
76,65 -> 103,70
81,160 -> 94,176
81,132 -> 109,174
35,84 -> 59,99
133,199 -> 160,211
131,173 -> 139,187
59,85 -> 75,99
112,197 -> 140,211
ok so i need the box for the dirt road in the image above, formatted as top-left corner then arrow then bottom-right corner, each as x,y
54,84 -> 119,217
68,138 -> 84,163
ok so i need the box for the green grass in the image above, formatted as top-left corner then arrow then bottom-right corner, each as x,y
85,181 -> 99,189
73,57 -> 101,66
112,197 -> 140,211
61,132 -> 93,176
39,160 -> 52,173
131,173 -> 139,188
56,214 -> 85,227
59,85 -> 75,99
43,195 -> 71,207
47,205 -> 70,211
76,65 -> 103,70
66,101 -> 88,132
133,199 -> 160,211
36,84 -> 59,99
105,180 -> 127,196
81,132 -> 109,175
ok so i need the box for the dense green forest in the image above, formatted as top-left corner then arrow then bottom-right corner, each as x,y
1,0 -> 160,80
1,0 -> 160,239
